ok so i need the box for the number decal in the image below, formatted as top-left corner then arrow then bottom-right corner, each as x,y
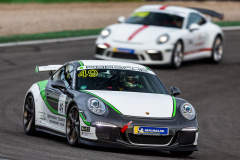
58,94 -> 67,115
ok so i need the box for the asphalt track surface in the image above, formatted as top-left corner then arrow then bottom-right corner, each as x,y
0,30 -> 240,160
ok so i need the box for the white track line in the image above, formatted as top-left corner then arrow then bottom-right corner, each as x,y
0,26 -> 239,47
0,35 -> 98,47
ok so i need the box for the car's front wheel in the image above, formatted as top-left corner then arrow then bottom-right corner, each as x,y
211,36 -> 223,63
23,93 -> 36,135
171,41 -> 184,68
170,151 -> 193,156
66,105 -> 80,146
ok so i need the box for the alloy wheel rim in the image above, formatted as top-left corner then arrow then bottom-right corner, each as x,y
214,39 -> 223,61
174,43 -> 183,67
67,107 -> 80,144
24,96 -> 34,132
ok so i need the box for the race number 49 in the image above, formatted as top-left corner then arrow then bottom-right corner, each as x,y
58,94 -> 67,115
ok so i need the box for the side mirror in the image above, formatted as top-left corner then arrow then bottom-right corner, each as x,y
52,80 -> 66,91
118,16 -> 125,23
171,86 -> 181,97
189,23 -> 199,31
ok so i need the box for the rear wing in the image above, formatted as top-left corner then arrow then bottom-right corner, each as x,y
35,65 -> 62,73
191,8 -> 224,20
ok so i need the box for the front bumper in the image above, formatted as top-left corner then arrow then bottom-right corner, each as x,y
79,114 -> 199,151
94,42 -> 174,65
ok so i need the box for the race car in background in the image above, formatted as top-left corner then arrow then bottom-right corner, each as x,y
24,60 -> 199,156
95,5 -> 224,68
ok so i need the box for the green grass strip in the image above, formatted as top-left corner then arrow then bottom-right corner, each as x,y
0,0 -> 141,3
0,21 -> 239,44
0,0 -> 142,3
79,113 -> 91,126
214,21 -> 240,27
172,96 -> 176,117
37,80 -> 66,117
80,90 -> 122,114
0,28 -> 102,44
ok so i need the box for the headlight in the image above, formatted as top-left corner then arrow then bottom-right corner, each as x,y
157,34 -> 169,44
180,103 -> 196,120
100,28 -> 111,38
87,97 -> 106,115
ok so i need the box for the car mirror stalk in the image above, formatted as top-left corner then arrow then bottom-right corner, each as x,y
171,86 -> 181,97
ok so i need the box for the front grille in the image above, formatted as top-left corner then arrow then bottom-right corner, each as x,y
112,52 -> 138,60
177,131 -> 195,144
96,47 -> 105,55
128,133 -> 172,145
148,52 -> 163,60
96,125 -> 119,141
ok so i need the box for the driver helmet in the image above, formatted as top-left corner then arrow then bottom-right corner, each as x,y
121,75 -> 139,88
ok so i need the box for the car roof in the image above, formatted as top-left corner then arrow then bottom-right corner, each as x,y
135,5 -> 198,17
80,60 -> 147,68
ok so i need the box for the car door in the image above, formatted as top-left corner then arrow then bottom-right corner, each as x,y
184,13 -> 208,55
45,65 -> 74,131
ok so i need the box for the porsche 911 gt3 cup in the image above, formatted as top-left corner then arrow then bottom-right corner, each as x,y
23,60 -> 199,156
95,5 -> 224,68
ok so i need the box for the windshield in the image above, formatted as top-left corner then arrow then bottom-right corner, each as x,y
76,69 -> 167,94
125,12 -> 184,29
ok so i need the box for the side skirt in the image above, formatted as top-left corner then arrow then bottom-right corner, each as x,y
36,125 -> 66,138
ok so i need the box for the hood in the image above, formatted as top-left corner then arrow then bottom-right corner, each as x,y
85,90 -> 174,118
110,23 -> 177,44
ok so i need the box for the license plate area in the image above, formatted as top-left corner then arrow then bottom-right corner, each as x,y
113,47 -> 134,54
133,126 -> 169,136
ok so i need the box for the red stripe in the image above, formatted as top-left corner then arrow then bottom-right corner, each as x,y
104,43 -> 110,47
159,5 -> 168,10
128,25 -> 148,41
184,48 -> 212,55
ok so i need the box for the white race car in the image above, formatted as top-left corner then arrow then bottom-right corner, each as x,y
95,5 -> 224,68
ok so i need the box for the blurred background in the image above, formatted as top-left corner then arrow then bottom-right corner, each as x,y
0,0 -> 240,160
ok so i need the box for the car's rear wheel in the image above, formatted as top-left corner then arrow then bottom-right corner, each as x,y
211,36 -> 223,63
170,151 -> 193,156
23,93 -> 36,135
66,105 -> 80,146
171,41 -> 184,68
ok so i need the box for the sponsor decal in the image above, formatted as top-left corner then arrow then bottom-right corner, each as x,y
134,126 -> 168,135
131,12 -> 150,17
81,126 -> 90,132
113,48 -> 134,54
58,94 -> 67,115
145,112 -> 149,115
47,114 -> 65,127
78,69 -> 98,78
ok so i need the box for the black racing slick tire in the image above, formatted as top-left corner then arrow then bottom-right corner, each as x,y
170,151 -> 193,156
23,93 -> 36,135
66,105 -> 80,146
211,36 -> 223,63
171,41 -> 184,69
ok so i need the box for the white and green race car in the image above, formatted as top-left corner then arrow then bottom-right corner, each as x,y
23,60 -> 199,156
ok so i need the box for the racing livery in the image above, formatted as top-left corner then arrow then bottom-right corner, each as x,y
23,60 -> 199,156
95,5 -> 224,68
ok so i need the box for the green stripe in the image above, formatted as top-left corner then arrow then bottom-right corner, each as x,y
78,61 -> 84,66
37,80 -> 66,117
79,90 -> 122,114
172,96 -> 176,117
144,66 -> 150,70
35,65 -> 39,73
79,113 -> 91,126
